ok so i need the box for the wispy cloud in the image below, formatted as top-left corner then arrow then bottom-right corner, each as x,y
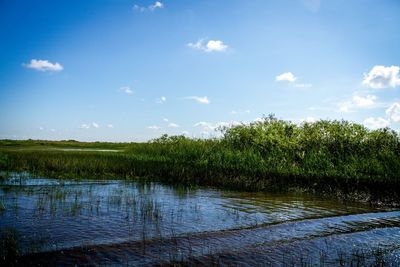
230,110 -> 250,115
107,124 -> 114,128
168,123 -> 179,128
294,83 -> 313,88
188,39 -> 228,53
156,96 -> 167,104
184,96 -> 210,104
362,65 -> 400,89
80,122 -> 100,129
133,1 -> 163,12
80,124 -> 90,129
120,86 -> 133,94
147,125 -> 161,130
23,59 -> 63,72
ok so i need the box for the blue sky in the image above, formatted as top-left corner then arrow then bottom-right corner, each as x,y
1,0 -> 399,141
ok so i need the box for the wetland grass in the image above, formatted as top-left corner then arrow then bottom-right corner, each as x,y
1,116 -> 399,203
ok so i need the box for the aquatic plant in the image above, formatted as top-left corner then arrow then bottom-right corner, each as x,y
1,117 -> 399,203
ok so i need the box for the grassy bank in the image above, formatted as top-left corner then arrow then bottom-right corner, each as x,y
1,116 -> 399,203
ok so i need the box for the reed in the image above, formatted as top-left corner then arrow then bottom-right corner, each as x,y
1,116 -> 399,203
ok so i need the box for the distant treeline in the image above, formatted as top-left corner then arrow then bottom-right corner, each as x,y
1,115 -> 399,204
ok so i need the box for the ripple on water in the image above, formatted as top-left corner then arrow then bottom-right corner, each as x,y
1,174 -> 399,266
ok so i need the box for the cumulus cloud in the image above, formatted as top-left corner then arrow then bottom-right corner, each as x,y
92,122 -> 99,128
338,94 -> 377,112
134,1 -> 163,12
362,65 -> 400,89
80,124 -> 90,129
23,59 -> 63,72
353,95 -> 377,107
363,117 -> 390,130
120,86 -> 133,94
163,118 -> 169,122
184,96 -> 210,104
386,102 -> 400,122
168,123 -> 179,128
188,39 -> 228,52
107,124 -> 114,128
276,72 -> 297,82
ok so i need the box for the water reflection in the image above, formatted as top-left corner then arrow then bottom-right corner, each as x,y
0,173 -> 399,266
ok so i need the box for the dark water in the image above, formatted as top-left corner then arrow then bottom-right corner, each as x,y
0,173 -> 399,266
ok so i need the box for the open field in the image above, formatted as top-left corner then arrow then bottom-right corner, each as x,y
1,117 -> 399,204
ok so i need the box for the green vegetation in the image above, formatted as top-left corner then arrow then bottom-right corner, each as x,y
1,116 -> 399,203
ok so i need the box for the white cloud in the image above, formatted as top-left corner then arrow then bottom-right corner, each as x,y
107,124 -> 114,128
276,72 -> 297,82
147,125 -> 161,130
181,131 -> 189,136
149,1 -> 163,10
184,96 -> 210,104
134,1 -> 163,12
92,122 -> 99,128
39,127 -> 44,131
194,121 -> 241,131
352,95 -> 376,107
231,110 -> 250,115
386,102 -> 400,122
294,83 -> 312,88
120,86 -> 133,94
168,123 -> 180,128
338,101 -> 352,113
300,117 -> 317,123
23,59 -> 63,72
188,39 -> 228,52
338,94 -> 377,112
163,118 -> 169,122
156,96 -> 167,104
80,124 -> 90,129
362,65 -> 400,89
363,117 -> 390,129
50,129 -> 56,132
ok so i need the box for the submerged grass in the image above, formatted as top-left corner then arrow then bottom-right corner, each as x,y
1,116 -> 399,203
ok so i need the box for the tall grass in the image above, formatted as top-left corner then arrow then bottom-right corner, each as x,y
1,116 -> 399,202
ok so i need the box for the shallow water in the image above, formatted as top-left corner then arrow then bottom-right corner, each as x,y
0,173 -> 399,266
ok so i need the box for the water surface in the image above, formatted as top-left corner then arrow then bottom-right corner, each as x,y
1,173 -> 399,266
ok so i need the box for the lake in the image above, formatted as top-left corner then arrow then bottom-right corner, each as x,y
1,173 -> 399,266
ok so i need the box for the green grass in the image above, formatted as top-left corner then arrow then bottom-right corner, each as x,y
1,115 -> 399,203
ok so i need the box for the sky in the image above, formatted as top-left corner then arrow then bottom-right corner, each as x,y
0,0 -> 399,142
